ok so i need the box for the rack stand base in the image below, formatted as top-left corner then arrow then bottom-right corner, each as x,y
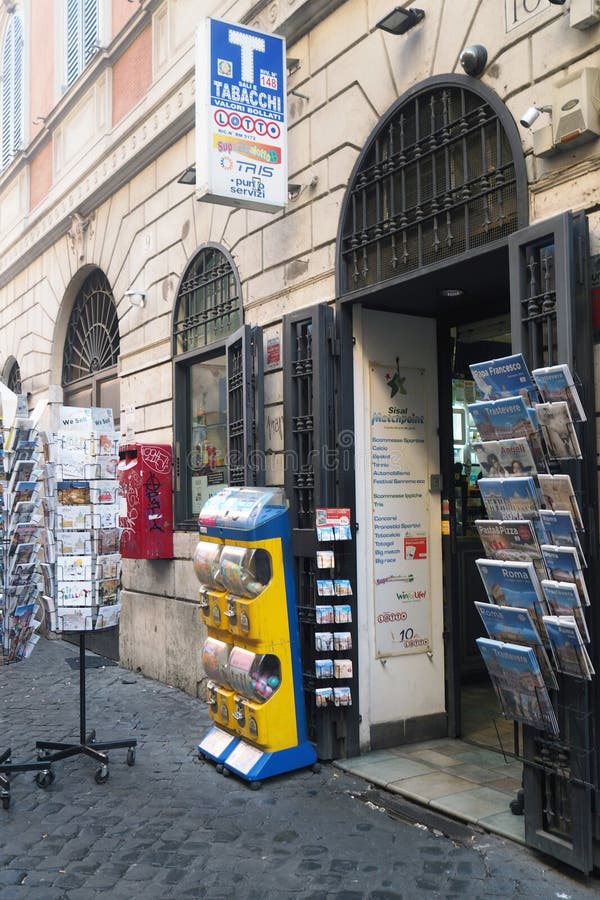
1,747 -> 54,809
35,634 -> 137,784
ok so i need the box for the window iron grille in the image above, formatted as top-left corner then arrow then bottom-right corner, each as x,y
173,247 -> 242,354
340,85 -> 520,292
62,270 -> 120,385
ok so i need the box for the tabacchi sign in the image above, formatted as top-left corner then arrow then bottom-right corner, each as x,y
196,18 -> 287,212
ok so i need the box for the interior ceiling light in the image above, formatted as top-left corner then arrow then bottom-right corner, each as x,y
375,7 -> 425,35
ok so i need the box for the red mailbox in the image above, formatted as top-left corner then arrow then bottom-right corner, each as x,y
118,443 -> 174,559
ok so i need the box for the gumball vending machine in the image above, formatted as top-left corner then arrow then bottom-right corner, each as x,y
194,487 -> 317,785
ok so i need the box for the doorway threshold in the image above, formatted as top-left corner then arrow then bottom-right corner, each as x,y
334,737 -> 525,845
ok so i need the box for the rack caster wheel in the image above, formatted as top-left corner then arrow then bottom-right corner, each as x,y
215,763 -> 224,774
1,794 -> 9,810
197,751 -> 205,762
221,767 -> 230,777
249,780 -> 261,791
126,748 -> 136,767
35,770 -> 55,789
311,762 -> 322,773
94,765 -> 109,785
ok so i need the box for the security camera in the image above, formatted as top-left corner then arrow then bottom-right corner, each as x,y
460,45 -> 487,78
520,106 -> 541,128
124,288 -> 147,308
519,104 -> 552,128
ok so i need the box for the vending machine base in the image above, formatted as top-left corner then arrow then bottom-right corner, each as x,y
199,728 -> 317,786
197,725 -> 240,767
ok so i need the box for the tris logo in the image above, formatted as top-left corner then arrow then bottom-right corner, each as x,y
227,29 -> 265,83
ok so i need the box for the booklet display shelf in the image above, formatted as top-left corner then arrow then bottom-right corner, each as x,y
467,354 -> 592,742
196,487 -> 317,786
34,406 -> 136,784
0,387 -> 53,808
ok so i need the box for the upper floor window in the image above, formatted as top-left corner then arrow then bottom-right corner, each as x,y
66,0 -> 100,88
1,9 -> 24,171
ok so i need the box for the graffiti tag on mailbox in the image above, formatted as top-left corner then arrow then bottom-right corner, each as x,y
144,472 -> 164,532
141,445 -> 171,475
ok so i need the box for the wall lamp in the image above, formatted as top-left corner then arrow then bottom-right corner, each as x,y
520,104 -> 552,128
177,165 -> 196,185
375,7 -> 425,35
125,288 -> 147,308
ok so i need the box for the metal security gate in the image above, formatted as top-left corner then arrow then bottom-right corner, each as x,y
509,210 -> 598,872
282,303 -> 360,760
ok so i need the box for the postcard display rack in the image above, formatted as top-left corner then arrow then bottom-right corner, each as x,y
34,407 -> 136,783
0,390 -> 54,808
467,354 -> 594,815
195,487 -> 317,786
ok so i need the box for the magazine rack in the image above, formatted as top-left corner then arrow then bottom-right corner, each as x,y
35,410 -> 136,783
0,389 -> 55,808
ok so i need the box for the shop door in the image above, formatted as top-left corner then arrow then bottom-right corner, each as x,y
508,210 -> 596,873
442,314 -> 517,752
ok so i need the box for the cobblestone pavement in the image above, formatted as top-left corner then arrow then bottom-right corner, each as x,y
1,637 -> 600,899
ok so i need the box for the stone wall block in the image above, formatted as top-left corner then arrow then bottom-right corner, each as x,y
119,590 -> 168,684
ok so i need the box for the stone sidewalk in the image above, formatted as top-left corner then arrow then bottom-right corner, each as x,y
1,637 -> 599,899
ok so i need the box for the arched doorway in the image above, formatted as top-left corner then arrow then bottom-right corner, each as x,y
335,75 -> 529,750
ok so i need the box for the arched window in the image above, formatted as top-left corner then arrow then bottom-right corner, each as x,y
62,269 -> 120,421
6,359 -> 22,395
173,245 -> 262,524
173,245 -> 242,355
1,9 -> 24,171
338,77 -> 527,295
65,0 -> 99,88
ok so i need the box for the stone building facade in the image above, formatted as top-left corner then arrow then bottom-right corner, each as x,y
2,0 -> 600,803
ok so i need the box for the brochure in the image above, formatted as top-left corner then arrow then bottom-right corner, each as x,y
476,637 -> 558,734
468,396 -> 535,442
532,364 -> 586,423
473,438 -> 538,477
543,616 -> 594,681
478,476 -> 540,521
476,558 -> 547,635
538,510 -> 585,566
469,354 -> 536,401
541,579 -> 590,643
537,473 -> 584,530
475,518 -> 546,581
540,544 -> 589,607
475,602 -> 557,690
535,401 -> 582,460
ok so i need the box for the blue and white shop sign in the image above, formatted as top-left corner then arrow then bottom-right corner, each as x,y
196,18 -> 287,212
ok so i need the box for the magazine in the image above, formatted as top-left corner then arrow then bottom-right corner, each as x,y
537,473 -> 584,530
476,602 -> 558,689
476,638 -> 558,734
532,364 -> 586,423
478,476 -> 540,521
473,438 -> 538,477
475,558 -> 547,635
538,510 -> 585,566
469,354 -> 536,401
535,401 -> 582,460
543,616 -> 594,681
540,544 -> 589,606
541,579 -> 590,642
